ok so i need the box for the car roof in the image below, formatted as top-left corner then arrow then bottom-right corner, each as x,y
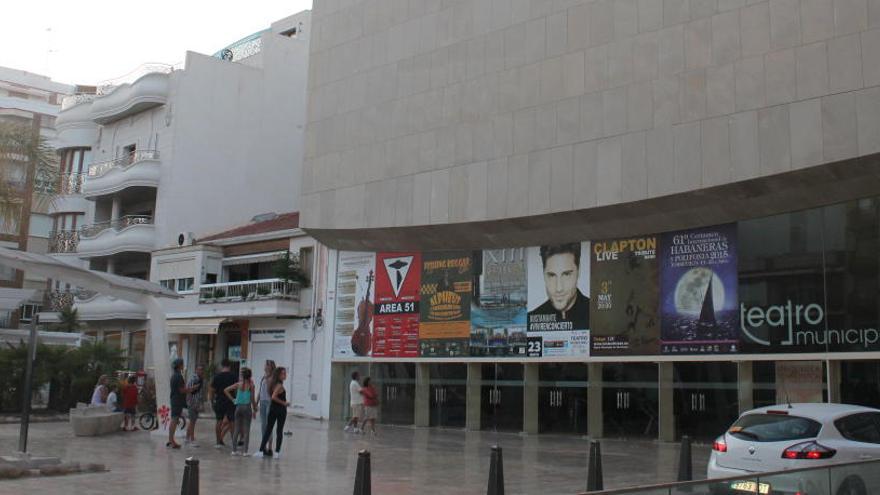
744,403 -> 880,423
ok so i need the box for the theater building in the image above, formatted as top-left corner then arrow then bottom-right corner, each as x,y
302,0 -> 880,440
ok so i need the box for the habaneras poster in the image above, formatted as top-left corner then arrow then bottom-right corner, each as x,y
372,253 -> 421,358
659,224 -> 739,354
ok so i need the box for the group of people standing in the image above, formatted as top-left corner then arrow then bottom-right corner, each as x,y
167,358 -> 290,459
344,371 -> 378,435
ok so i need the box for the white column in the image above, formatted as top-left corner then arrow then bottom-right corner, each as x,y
142,295 -> 171,436
110,195 -> 121,222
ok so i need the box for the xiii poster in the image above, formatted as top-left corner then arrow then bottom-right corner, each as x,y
590,236 -> 660,355
372,253 -> 421,358
419,251 -> 472,357
526,242 -> 590,357
471,249 -> 528,357
659,224 -> 739,354
333,251 -> 376,358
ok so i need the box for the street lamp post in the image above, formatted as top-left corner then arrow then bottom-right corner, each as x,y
18,313 -> 38,454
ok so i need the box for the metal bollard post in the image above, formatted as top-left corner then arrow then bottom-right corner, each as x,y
677,435 -> 693,482
180,462 -> 190,495
182,457 -> 199,495
353,450 -> 371,495
586,440 -> 604,492
487,445 -> 504,495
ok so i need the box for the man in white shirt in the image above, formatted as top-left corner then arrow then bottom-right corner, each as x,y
344,371 -> 363,433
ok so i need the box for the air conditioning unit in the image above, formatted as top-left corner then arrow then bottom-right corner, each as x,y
177,232 -> 194,247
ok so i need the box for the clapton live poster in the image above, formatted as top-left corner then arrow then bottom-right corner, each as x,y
333,251 -> 376,358
590,236 -> 660,356
419,251 -> 472,357
372,253 -> 421,358
470,249 -> 528,357
659,224 -> 739,354
526,242 -> 591,357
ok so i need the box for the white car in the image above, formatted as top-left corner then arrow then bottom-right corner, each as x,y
708,403 -> 880,495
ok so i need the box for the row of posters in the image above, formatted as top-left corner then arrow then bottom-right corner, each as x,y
334,223 -> 742,358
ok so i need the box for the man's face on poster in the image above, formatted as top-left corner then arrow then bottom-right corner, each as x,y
543,252 -> 579,312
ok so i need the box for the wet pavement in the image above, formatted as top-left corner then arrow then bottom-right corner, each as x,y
0,418 -> 708,494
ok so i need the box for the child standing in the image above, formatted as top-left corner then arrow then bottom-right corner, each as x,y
121,375 -> 139,431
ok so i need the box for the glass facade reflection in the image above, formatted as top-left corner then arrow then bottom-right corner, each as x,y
538,363 -> 588,434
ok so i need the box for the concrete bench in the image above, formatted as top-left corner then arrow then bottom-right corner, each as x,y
69,403 -> 123,437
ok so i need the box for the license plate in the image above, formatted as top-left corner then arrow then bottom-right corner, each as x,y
730,481 -> 771,494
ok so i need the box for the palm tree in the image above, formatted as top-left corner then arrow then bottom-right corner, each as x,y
50,306 -> 83,333
0,122 -> 59,232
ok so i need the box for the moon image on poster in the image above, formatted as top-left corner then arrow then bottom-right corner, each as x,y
674,268 -> 725,316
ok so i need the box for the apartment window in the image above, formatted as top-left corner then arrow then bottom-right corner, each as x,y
122,144 -> 136,164
160,279 -> 174,290
7,90 -> 28,99
19,304 -> 41,323
177,278 -> 195,292
204,273 -> 218,284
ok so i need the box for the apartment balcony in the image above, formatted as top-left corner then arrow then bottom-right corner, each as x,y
82,150 -> 160,198
48,173 -> 89,214
56,95 -> 100,149
48,230 -> 80,254
195,278 -> 306,317
77,215 -> 156,257
89,71 -> 170,125
46,290 -> 147,321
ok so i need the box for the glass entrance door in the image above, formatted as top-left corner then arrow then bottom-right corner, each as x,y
674,362 -> 739,441
538,363 -> 588,434
602,363 -> 658,439
481,363 -> 524,432
374,363 -> 415,425
429,364 -> 467,428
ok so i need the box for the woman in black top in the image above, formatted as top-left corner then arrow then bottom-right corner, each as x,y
258,367 -> 289,458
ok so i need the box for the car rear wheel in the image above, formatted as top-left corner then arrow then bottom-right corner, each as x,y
836,476 -> 866,495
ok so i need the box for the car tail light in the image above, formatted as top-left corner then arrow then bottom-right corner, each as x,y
782,441 -> 836,460
713,436 -> 727,453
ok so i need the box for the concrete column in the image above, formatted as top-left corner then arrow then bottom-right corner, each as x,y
587,362 -> 603,439
110,195 -> 121,222
414,363 -> 430,427
466,363 -> 482,431
328,364 -> 346,421
523,363 -> 539,435
827,360 -> 841,403
659,362 -> 675,442
737,361 -> 754,414
105,258 -> 115,274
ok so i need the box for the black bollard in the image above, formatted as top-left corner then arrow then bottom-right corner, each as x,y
353,450 -> 371,495
180,457 -> 199,495
586,440 -> 604,492
677,435 -> 693,482
487,445 -> 504,495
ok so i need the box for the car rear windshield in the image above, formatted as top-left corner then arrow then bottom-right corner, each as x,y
728,414 -> 822,442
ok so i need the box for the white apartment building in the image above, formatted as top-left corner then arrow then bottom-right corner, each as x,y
45,12 -> 324,413
0,66 -> 74,327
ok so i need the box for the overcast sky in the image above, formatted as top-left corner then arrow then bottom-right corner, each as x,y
1,0 -> 313,86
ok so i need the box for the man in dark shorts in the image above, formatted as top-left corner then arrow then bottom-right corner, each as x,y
210,359 -> 237,448
168,358 -> 188,449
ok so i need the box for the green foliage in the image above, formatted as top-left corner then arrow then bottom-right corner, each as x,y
0,122 -> 59,227
212,289 -> 226,298
49,306 -> 83,333
0,341 -> 126,413
272,250 -> 311,287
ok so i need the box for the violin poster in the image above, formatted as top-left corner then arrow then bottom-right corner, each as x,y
590,236 -> 660,356
333,251 -> 376,358
373,252 -> 422,358
419,251 -> 472,357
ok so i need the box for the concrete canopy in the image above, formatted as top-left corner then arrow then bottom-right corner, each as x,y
0,246 -> 180,434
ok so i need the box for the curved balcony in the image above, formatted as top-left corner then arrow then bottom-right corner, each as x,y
82,150 -> 160,198
77,215 -> 156,257
49,174 -> 90,214
51,290 -> 147,321
89,72 -> 170,125
56,96 -> 100,150
48,230 -> 80,254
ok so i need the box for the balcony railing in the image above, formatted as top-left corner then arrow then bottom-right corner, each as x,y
48,230 -> 80,254
96,63 -> 175,96
87,150 -> 159,178
60,173 -> 86,195
60,93 -> 96,111
199,278 -> 300,304
48,289 -> 98,312
79,215 -> 153,238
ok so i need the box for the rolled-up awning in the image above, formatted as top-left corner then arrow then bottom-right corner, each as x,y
221,251 -> 286,266
167,317 -> 228,335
